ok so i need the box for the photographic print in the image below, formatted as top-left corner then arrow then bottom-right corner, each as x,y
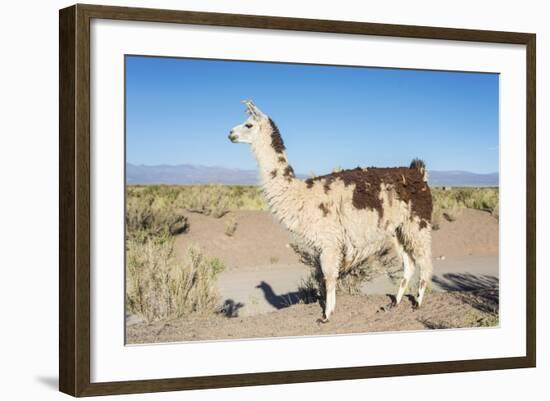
59,6 -> 535,394
124,55 -> 500,344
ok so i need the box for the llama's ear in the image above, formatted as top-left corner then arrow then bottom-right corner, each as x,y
242,100 -> 264,119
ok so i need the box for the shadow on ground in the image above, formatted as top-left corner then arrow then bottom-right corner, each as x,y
433,273 -> 499,314
35,376 -> 58,391
256,280 -> 316,310
220,299 -> 245,317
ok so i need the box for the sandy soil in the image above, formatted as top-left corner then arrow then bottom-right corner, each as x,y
174,210 -> 302,270
128,208 -> 499,343
431,208 -> 499,257
127,291 -> 498,344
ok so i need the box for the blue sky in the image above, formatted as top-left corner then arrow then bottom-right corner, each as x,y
126,56 -> 499,174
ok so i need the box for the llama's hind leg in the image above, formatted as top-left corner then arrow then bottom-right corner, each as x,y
395,250 -> 415,306
399,225 -> 433,308
387,236 -> 415,308
415,254 -> 433,308
410,242 -> 433,308
319,250 -> 341,323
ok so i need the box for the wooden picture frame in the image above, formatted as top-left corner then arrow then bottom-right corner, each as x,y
59,3 -> 536,397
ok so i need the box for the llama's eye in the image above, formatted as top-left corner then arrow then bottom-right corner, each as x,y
245,123 -> 253,128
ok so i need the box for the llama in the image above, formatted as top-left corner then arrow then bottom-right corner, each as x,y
228,100 -> 433,322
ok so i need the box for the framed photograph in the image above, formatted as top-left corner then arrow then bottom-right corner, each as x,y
59,4 -> 536,397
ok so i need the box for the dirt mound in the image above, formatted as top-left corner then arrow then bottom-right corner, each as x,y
174,210 -> 301,270
175,208 -> 498,270
432,208 -> 498,257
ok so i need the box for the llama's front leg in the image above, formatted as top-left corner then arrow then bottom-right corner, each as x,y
319,251 -> 341,323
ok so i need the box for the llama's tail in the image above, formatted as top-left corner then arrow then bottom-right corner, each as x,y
410,158 -> 428,182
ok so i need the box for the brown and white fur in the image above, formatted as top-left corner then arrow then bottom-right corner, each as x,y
229,100 -> 433,322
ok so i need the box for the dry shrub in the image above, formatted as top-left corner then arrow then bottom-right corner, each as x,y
126,241 -> 225,323
224,215 -> 238,237
174,184 -> 266,217
431,206 -> 443,230
442,205 -> 463,222
128,185 -> 267,218
491,201 -> 499,219
462,309 -> 499,328
297,270 -> 323,304
126,191 -> 187,241
126,185 -> 229,323
431,187 -> 499,229
431,203 -> 462,230
432,187 -> 499,214
291,239 -> 400,297
458,188 -> 499,212
180,185 -> 231,218
226,185 -> 267,211
339,247 -> 401,294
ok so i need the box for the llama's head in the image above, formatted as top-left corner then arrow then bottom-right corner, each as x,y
228,100 -> 269,145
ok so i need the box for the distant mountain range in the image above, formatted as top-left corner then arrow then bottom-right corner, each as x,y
127,163 -> 498,187
427,170 -> 498,187
127,163 -> 259,185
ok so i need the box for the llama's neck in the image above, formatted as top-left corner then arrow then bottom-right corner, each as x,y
251,120 -> 304,232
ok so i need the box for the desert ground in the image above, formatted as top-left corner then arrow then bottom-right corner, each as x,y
126,188 -> 499,344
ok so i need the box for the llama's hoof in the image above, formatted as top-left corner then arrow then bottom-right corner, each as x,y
317,316 -> 329,324
378,301 -> 396,313
378,295 -> 397,312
